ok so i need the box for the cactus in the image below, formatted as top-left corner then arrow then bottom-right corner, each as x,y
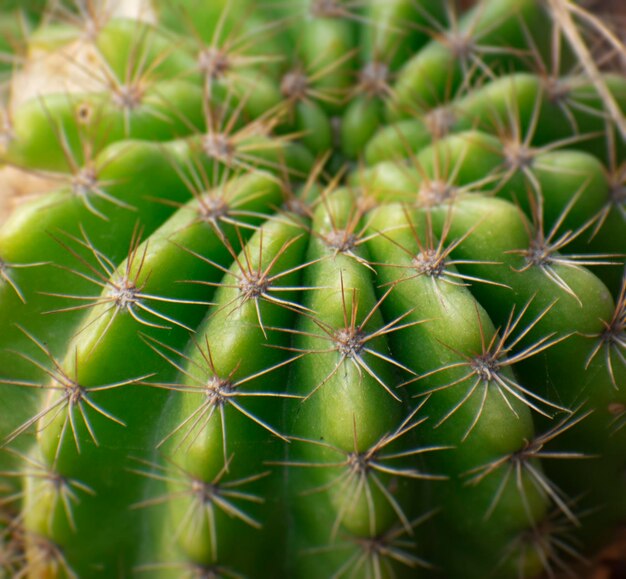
0,0 -> 625,577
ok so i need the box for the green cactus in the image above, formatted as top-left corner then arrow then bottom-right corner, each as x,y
0,1 -> 625,577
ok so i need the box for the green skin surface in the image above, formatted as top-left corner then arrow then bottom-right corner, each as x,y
0,139 -> 201,482
340,96 -> 384,160
155,0 -> 259,43
0,118 -> 310,490
364,118 -> 435,166
197,65 -> 284,131
453,73 -> 626,164
348,160 -> 422,204
1,1 -> 625,577
346,137 -> 623,576
534,74 -> 626,162
290,100 -> 333,155
20,172 -> 283,578
2,15 -> 289,173
357,130 -> 611,238
3,17 -> 204,171
358,131 -> 508,197
179,131 -> 315,183
146,213 -> 310,575
156,0 -> 286,77
91,19 -> 198,84
287,189 -> 429,578
221,68 -> 284,121
369,72 -> 626,167
427,195 -> 625,540
450,73 -> 546,137
339,0 -> 447,159
5,81 -> 206,172
359,0 -> 446,71
385,0 -> 551,120
364,204 -> 536,469
411,131 -> 505,188
583,207 -> 626,295
6,172 -> 624,577
496,150 -> 609,227
411,132 -> 612,243
366,73 -> 545,165
289,190 -> 402,451
298,10 -> 357,115
353,131 -> 506,203
364,203 -> 548,578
